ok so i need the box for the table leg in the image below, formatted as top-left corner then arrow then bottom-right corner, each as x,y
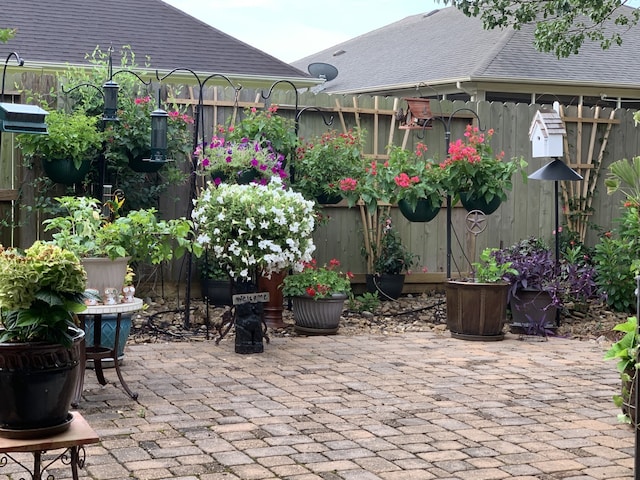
112,312 -> 138,400
93,314 -> 107,386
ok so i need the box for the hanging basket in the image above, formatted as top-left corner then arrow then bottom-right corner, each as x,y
459,191 -> 502,215
127,151 -> 164,173
41,158 -> 91,185
315,193 -> 343,205
398,198 -> 441,222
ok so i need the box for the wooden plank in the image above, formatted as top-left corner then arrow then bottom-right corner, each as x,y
0,190 -> 18,201
561,116 -> 620,124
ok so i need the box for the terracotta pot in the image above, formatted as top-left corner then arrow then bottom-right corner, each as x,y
258,271 -> 287,328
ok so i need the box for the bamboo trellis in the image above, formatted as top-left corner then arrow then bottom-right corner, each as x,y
559,105 -> 619,243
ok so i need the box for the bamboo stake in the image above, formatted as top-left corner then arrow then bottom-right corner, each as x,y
353,97 -> 361,131
388,98 -> 399,147
373,96 -> 380,158
559,105 -> 574,232
359,203 -> 373,273
334,98 -> 347,133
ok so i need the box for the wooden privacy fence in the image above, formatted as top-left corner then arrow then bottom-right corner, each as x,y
6,80 -> 636,284
160,87 -> 631,281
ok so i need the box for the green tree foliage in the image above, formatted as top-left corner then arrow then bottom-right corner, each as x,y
0,29 -> 15,43
441,0 -> 640,57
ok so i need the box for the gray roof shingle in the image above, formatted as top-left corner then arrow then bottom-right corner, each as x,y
1,0 -> 309,79
293,6 -> 640,94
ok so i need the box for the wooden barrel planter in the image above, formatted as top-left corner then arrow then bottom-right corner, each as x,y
445,280 -> 509,341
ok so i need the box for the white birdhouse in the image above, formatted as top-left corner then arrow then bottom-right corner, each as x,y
529,107 -> 566,158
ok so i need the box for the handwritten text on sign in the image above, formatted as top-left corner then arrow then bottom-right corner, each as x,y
232,292 -> 270,305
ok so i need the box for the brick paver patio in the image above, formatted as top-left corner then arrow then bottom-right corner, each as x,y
7,330 -> 634,480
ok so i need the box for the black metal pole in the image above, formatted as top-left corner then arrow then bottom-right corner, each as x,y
554,180 -> 561,327
635,274 -> 640,479
445,130 -> 451,278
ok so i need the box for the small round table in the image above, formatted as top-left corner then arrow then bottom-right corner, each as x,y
77,298 -> 143,401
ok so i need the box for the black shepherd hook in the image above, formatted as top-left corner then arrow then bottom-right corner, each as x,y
1,51 -> 24,101
422,106 -> 484,279
261,80 -> 300,134
155,68 -> 242,328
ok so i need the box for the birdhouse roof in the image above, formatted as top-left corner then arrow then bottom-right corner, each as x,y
529,109 -> 567,139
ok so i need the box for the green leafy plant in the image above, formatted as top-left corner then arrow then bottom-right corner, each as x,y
0,242 -> 87,346
371,217 -> 419,275
191,178 -> 316,280
604,316 -> 639,424
348,292 -> 380,313
17,110 -> 104,169
43,196 -> 197,264
294,129 -> 365,200
440,125 -> 527,205
472,248 -> 517,283
226,105 -> 299,162
594,156 -> 640,312
281,258 -> 353,299
105,95 -> 194,166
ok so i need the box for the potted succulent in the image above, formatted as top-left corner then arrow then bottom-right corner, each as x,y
386,143 -> 446,222
281,258 -> 353,334
17,109 -> 104,185
604,315 -> 639,426
440,125 -> 527,214
294,129 -> 365,203
0,242 -> 87,437
446,247 -> 517,341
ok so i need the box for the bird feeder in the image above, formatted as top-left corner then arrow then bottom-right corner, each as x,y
0,103 -> 48,134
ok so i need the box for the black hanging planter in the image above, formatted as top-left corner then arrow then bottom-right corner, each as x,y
0,326 -> 85,438
41,158 -> 91,185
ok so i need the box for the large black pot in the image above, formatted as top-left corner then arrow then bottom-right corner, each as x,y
0,326 -> 85,438
201,277 -> 233,306
365,273 -> 405,300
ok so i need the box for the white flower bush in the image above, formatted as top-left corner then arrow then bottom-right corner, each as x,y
192,178 -> 316,280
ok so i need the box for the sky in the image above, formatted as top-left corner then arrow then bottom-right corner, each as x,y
163,0 -> 443,63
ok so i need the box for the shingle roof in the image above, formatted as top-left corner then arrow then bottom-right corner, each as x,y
292,6 -> 640,95
1,0 -> 309,80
